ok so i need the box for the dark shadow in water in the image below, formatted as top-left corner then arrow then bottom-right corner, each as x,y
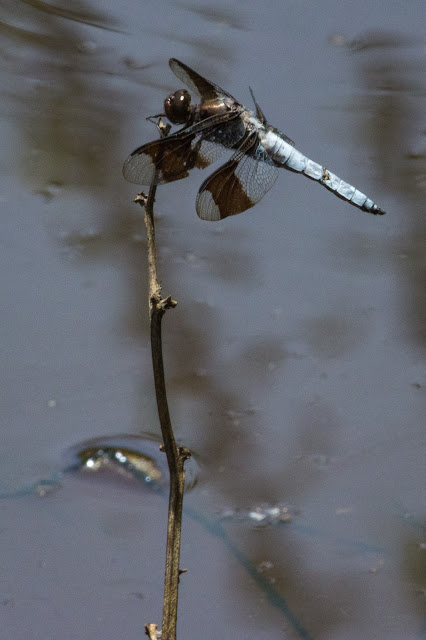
348,31 -> 426,637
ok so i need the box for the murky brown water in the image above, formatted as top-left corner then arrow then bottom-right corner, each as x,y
1,1 -> 425,639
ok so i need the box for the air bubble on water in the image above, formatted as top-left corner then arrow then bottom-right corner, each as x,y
66,433 -> 200,492
77,40 -> 97,55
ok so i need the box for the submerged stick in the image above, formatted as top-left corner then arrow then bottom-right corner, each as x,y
136,177 -> 190,640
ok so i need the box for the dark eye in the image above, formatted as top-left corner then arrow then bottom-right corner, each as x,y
164,89 -> 192,124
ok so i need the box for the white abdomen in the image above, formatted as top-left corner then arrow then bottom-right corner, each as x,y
261,128 -> 385,215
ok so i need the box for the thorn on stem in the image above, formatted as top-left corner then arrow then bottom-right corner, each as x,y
134,192 -> 148,207
158,295 -> 178,311
178,446 -> 192,461
145,623 -> 160,639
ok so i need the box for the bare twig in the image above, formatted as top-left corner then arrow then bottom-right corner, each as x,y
135,161 -> 190,640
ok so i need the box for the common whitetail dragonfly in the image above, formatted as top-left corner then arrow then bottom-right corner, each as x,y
123,59 -> 386,221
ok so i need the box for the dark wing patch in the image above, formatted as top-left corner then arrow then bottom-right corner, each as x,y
123,113 -> 245,186
123,134 -> 226,185
196,134 -> 278,221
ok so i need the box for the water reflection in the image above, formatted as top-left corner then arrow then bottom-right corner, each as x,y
176,2 -> 249,31
349,31 -> 426,349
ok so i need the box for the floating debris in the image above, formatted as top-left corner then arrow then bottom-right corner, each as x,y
218,503 -> 293,528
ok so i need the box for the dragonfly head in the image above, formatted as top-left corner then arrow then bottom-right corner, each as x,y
164,89 -> 192,125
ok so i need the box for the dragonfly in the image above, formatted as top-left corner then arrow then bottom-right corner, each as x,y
123,58 -> 386,221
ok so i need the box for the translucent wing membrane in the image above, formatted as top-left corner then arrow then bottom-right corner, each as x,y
169,58 -> 234,101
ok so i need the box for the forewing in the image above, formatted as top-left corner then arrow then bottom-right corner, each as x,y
169,58 -> 235,101
123,114 -> 245,186
196,135 -> 278,221
123,134 -> 225,185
